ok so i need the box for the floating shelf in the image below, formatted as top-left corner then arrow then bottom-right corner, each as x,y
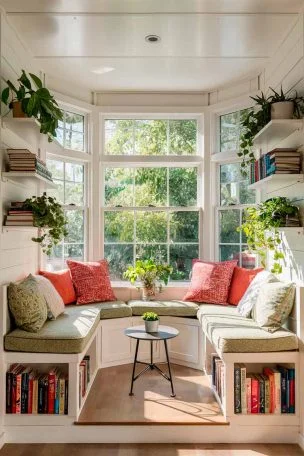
2,226 -> 38,233
253,119 -> 303,152
248,173 -> 304,191
2,172 -> 57,189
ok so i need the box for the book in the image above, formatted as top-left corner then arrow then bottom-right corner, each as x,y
64,378 -> 69,415
15,365 -> 25,414
48,371 -> 56,414
246,377 -> 251,414
21,368 -> 31,414
59,376 -> 65,415
249,374 -> 259,414
239,364 -> 247,414
6,370 -> 13,413
263,367 -> 281,414
288,367 -> 295,413
257,374 -> 265,414
277,365 -> 288,413
261,374 -> 270,414
234,365 -> 242,414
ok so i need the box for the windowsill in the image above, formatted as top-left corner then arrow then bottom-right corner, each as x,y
111,281 -> 190,288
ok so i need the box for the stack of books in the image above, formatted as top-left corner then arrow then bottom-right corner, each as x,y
249,148 -> 302,184
5,201 -> 34,226
234,364 -> 295,414
6,364 -> 68,415
7,149 -> 53,182
211,354 -> 225,402
79,355 -> 90,407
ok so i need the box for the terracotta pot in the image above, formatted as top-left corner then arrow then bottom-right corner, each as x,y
12,101 -> 27,118
144,319 -> 159,333
271,101 -> 294,120
141,284 -> 156,301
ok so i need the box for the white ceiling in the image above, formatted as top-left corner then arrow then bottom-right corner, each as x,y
1,0 -> 303,92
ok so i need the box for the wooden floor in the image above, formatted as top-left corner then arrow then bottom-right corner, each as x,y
1,444 -> 303,456
77,364 -> 226,425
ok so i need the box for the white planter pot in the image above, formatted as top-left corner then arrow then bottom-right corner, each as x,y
144,320 -> 159,333
271,101 -> 294,120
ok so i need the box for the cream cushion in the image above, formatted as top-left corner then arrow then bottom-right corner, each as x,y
32,274 -> 65,320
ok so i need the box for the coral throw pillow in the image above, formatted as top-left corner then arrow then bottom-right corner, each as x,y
228,267 -> 264,306
183,260 -> 237,304
39,269 -> 76,305
67,259 -> 116,305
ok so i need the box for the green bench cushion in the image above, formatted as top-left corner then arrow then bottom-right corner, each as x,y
197,304 -> 298,354
5,305 -> 100,354
90,301 -> 132,319
128,300 -> 199,317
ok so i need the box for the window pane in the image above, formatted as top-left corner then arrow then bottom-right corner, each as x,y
65,163 -> 84,183
65,183 -> 84,205
169,168 -> 197,206
55,127 -> 64,146
47,159 -> 64,180
105,244 -> 133,280
65,112 -> 84,133
219,245 -> 240,262
219,210 -> 240,243
105,168 -> 133,206
51,179 -> 64,204
65,131 -> 84,151
104,211 -> 134,242
64,244 -> 84,261
220,163 -> 255,206
135,168 -> 167,206
239,181 -> 255,205
136,244 -> 167,263
170,211 -> 199,242
169,120 -> 196,155
134,120 -> 167,155
64,210 -> 84,243
220,111 -> 240,152
47,244 -> 64,271
105,120 -> 133,155
170,244 -> 199,281
136,211 -> 167,243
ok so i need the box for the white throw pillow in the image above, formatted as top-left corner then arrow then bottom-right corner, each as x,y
31,274 -> 65,320
237,270 -> 278,318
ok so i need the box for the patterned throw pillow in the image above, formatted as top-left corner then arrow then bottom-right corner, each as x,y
67,259 -> 116,305
228,267 -> 264,306
237,270 -> 278,318
39,269 -> 76,305
253,281 -> 295,332
8,276 -> 48,332
183,260 -> 237,304
32,274 -> 65,320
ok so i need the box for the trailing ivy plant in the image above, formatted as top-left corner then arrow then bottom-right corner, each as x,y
239,87 -> 304,175
23,193 -> 68,255
238,197 -> 299,274
1,70 -> 63,142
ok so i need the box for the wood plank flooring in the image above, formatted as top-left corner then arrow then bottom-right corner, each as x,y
1,444 -> 303,456
77,364 -> 227,425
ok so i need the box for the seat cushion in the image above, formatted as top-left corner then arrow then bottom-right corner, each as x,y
197,304 -> 298,354
89,301 -> 132,319
4,305 -> 100,354
128,300 -> 199,317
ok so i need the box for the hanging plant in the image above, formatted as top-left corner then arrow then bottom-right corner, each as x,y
1,70 -> 63,142
238,197 -> 300,274
23,193 -> 68,255
239,87 -> 304,175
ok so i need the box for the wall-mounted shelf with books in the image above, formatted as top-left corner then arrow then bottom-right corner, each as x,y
2,172 -> 57,189
248,173 -> 304,191
253,119 -> 303,151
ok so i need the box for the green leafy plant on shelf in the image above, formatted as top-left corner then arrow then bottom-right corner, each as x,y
142,312 -> 159,321
23,192 -> 68,256
238,197 -> 300,274
1,70 -> 63,142
239,87 -> 304,175
124,259 -> 173,301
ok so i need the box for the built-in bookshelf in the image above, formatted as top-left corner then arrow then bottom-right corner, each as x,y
234,363 -> 295,416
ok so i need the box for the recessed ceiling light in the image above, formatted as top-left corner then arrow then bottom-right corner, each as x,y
91,66 -> 115,75
145,35 -> 161,43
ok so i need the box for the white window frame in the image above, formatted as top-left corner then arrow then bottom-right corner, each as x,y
100,113 -> 204,283
54,106 -> 89,155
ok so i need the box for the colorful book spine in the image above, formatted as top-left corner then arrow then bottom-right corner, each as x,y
48,371 -> 56,414
234,365 -> 241,414
246,377 -> 251,414
250,375 -> 259,414
288,368 -> 295,413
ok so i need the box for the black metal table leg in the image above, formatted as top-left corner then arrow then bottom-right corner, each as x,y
164,339 -> 176,397
129,339 -> 139,396
150,340 -> 153,368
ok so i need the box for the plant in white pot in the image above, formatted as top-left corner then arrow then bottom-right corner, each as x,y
142,312 -> 159,333
123,259 -> 173,301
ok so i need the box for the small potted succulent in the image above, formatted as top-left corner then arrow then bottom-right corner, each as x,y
142,312 -> 159,333
124,259 -> 172,301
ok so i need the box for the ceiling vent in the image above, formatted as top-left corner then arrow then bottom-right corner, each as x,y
145,35 -> 161,43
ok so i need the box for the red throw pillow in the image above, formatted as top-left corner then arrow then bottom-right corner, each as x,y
39,269 -> 76,305
67,259 -> 116,305
183,260 -> 237,304
228,266 -> 264,306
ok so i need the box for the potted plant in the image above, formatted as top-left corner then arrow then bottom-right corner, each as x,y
142,312 -> 159,333
23,192 -> 68,255
238,197 -> 300,274
239,87 -> 304,174
123,259 -> 173,301
1,70 -> 63,142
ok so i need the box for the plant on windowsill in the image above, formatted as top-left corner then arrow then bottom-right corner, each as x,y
142,312 -> 159,333
123,259 -> 173,301
239,87 -> 304,175
23,192 -> 68,255
1,70 -> 63,142
238,197 -> 300,274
